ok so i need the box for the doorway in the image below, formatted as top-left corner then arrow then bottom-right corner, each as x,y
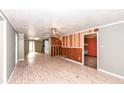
0,14 -> 6,83
44,40 -> 49,55
83,33 -> 97,69
29,41 -> 35,52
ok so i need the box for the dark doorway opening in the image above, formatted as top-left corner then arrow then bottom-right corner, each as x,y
84,33 -> 97,69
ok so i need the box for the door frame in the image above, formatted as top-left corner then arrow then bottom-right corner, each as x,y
44,39 -> 49,55
0,12 -> 7,83
82,32 -> 99,69
15,32 -> 18,64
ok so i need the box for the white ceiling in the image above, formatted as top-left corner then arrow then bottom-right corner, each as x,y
2,9 -> 124,39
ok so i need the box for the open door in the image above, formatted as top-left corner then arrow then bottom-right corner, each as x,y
84,33 -> 97,69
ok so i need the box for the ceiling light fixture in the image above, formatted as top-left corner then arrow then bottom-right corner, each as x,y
51,27 -> 57,35
34,37 -> 41,40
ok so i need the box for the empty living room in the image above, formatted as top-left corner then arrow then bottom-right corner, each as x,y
1,9 -> 124,84
0,0 -> 124,93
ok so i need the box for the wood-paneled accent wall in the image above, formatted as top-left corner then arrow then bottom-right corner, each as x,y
62,48 -> 82,62
61,28 -> 98,63
62,32 -> 82,48
51,37 -> 62,56
61,32 -> 82,63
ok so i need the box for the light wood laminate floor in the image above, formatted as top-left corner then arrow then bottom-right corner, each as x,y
8,52 -> 124,84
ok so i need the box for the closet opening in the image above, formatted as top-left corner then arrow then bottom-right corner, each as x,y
83,33 -> 97,69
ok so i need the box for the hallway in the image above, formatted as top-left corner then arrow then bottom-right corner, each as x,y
9,52 -> 124,84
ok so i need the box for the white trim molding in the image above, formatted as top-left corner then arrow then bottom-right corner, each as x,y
3,21 -> 7,84
64,20 -> 124,36
7,65 -> 16,83
82,32 -> 99,68
62,57 -> 83,65
98,68 -> 124,80
1,15 -> 7,84
62,46 -> 82,48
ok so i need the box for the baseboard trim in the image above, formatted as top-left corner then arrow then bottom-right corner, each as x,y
18,59 -> 24,61
62,57 -> 83,65
7,65 -> 16,83
98,68 -> 124,80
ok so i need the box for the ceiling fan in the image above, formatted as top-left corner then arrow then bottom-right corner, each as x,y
51,27 -> 63,38
51,27 -> 57,35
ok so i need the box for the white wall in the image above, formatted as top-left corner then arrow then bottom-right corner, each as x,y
0,11 -> 16,82
6,20 -> 16,81
99,22 -> 124,77
0,21 -> 3,83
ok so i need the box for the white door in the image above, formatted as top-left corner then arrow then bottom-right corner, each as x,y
44,40 -> 49,55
